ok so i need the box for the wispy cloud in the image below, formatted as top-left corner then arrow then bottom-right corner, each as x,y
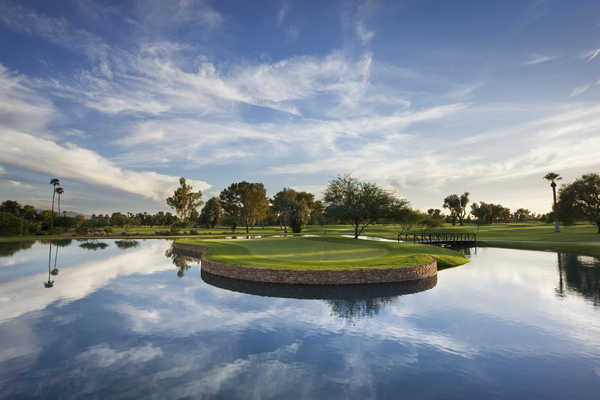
0,130 -> 210,201
524,53 -> 555,65
276,2 -> 289,26
583,47 -> 600,62
569,83 -> 592,97
355,21 -> 375,44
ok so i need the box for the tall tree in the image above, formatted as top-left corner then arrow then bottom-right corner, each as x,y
324,175 -> 407,239
219,181 -> 269,233
443,192 -> 470,225
272,188 -> 312,233
166,177 -> 203,223
199,197 -> 223,228
49,178 -> 60,229
556,173 -> 600,233
544,172 -> 562,233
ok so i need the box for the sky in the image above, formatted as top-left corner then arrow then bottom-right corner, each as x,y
1,0 -> 599,215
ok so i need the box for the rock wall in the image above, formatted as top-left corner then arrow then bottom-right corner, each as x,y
172,242 -> 437,285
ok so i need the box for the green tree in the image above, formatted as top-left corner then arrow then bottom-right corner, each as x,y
323,175 -> 407,239
556,173 -> 600,233
166,177 -> 203,224
544,172 -> 562,232
199,197 -> 223,228
272,188 -> 312,233
443,192 -> 470,225
0,200 -> 21,216
219,181 -> 269,233
49,178 -> 60,229
310,200 -> 325,225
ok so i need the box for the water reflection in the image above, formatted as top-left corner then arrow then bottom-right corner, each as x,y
115,239 -> 140,249
201,270 -> 436,321
79,239 -> 109,251
165,247 -> 202,278
0,241 -> 34,257
556,253 -> 600,306
44,242 -> 55,288
2,241 -> 600,399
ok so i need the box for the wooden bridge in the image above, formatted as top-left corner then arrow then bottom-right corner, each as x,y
398,231 -> 477,246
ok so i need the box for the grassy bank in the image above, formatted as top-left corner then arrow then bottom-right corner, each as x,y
179,236 -> 469,270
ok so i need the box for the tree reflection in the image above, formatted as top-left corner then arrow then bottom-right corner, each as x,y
0,241 -> 34,257
326,297 -> 396,322
44,242 -> 55,288
165,247 -> 201,278
78,240 -> 109,250
555,253 -> 600,306
115,240 -> 140,249
201,269 -> 437,321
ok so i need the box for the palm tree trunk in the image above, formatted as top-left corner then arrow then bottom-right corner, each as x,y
552,184 -> 560,233
50,188 -> 56,229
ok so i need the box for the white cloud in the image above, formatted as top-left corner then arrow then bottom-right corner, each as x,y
0,65 -> 56,134
583,47 -> 600,62
0,130 -> 210,201
569,83 -> 592,97
277,2 -> 289,26
77,343 -> 163,368
525,54 -> 556,65
356,21 -> 375,44
524,54 -> 555,65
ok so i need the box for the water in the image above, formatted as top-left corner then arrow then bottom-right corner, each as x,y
0,239 -> 599,399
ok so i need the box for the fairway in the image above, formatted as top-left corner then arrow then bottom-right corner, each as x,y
180,236 -> 469,270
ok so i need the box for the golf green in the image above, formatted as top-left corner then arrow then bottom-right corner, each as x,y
178,236 -> 469,270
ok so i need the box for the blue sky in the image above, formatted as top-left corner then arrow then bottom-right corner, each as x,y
1,0 -> 599,215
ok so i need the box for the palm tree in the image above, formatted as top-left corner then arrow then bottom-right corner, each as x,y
544,172 -> 562,233
49,178 -> 60,230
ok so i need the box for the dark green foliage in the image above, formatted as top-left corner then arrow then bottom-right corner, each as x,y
471,201 -> 511,224
219,181 -> 269,233
166,177 -> 203,223
199,197 -> 223,228
272,188 -> 311,233
557,173 -> 600,233
443,192 -> 470,225
324,175 -> 409,239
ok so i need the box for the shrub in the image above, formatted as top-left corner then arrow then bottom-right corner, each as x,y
0,212 -> 24,235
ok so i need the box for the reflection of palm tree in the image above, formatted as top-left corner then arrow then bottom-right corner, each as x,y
50,178 -> 60,229
44,242 -> 54,288
51,242 -> 60,276
555,253 -> 565,298
544,172 -> 561,233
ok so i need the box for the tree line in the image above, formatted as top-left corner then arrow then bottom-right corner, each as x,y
2,171 -> 599,237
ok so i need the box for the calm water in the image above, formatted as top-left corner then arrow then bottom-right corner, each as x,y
0,239 -> 599,399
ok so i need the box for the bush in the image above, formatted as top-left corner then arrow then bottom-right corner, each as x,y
190,229 -> 199,235
0,212 -> 24,235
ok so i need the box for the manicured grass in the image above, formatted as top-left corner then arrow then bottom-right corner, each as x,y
179,236 -> 469,270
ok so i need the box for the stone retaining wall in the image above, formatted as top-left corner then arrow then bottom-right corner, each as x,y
172,242 -> 437,285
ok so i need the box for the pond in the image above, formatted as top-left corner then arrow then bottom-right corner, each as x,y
0,239 -> 599,399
